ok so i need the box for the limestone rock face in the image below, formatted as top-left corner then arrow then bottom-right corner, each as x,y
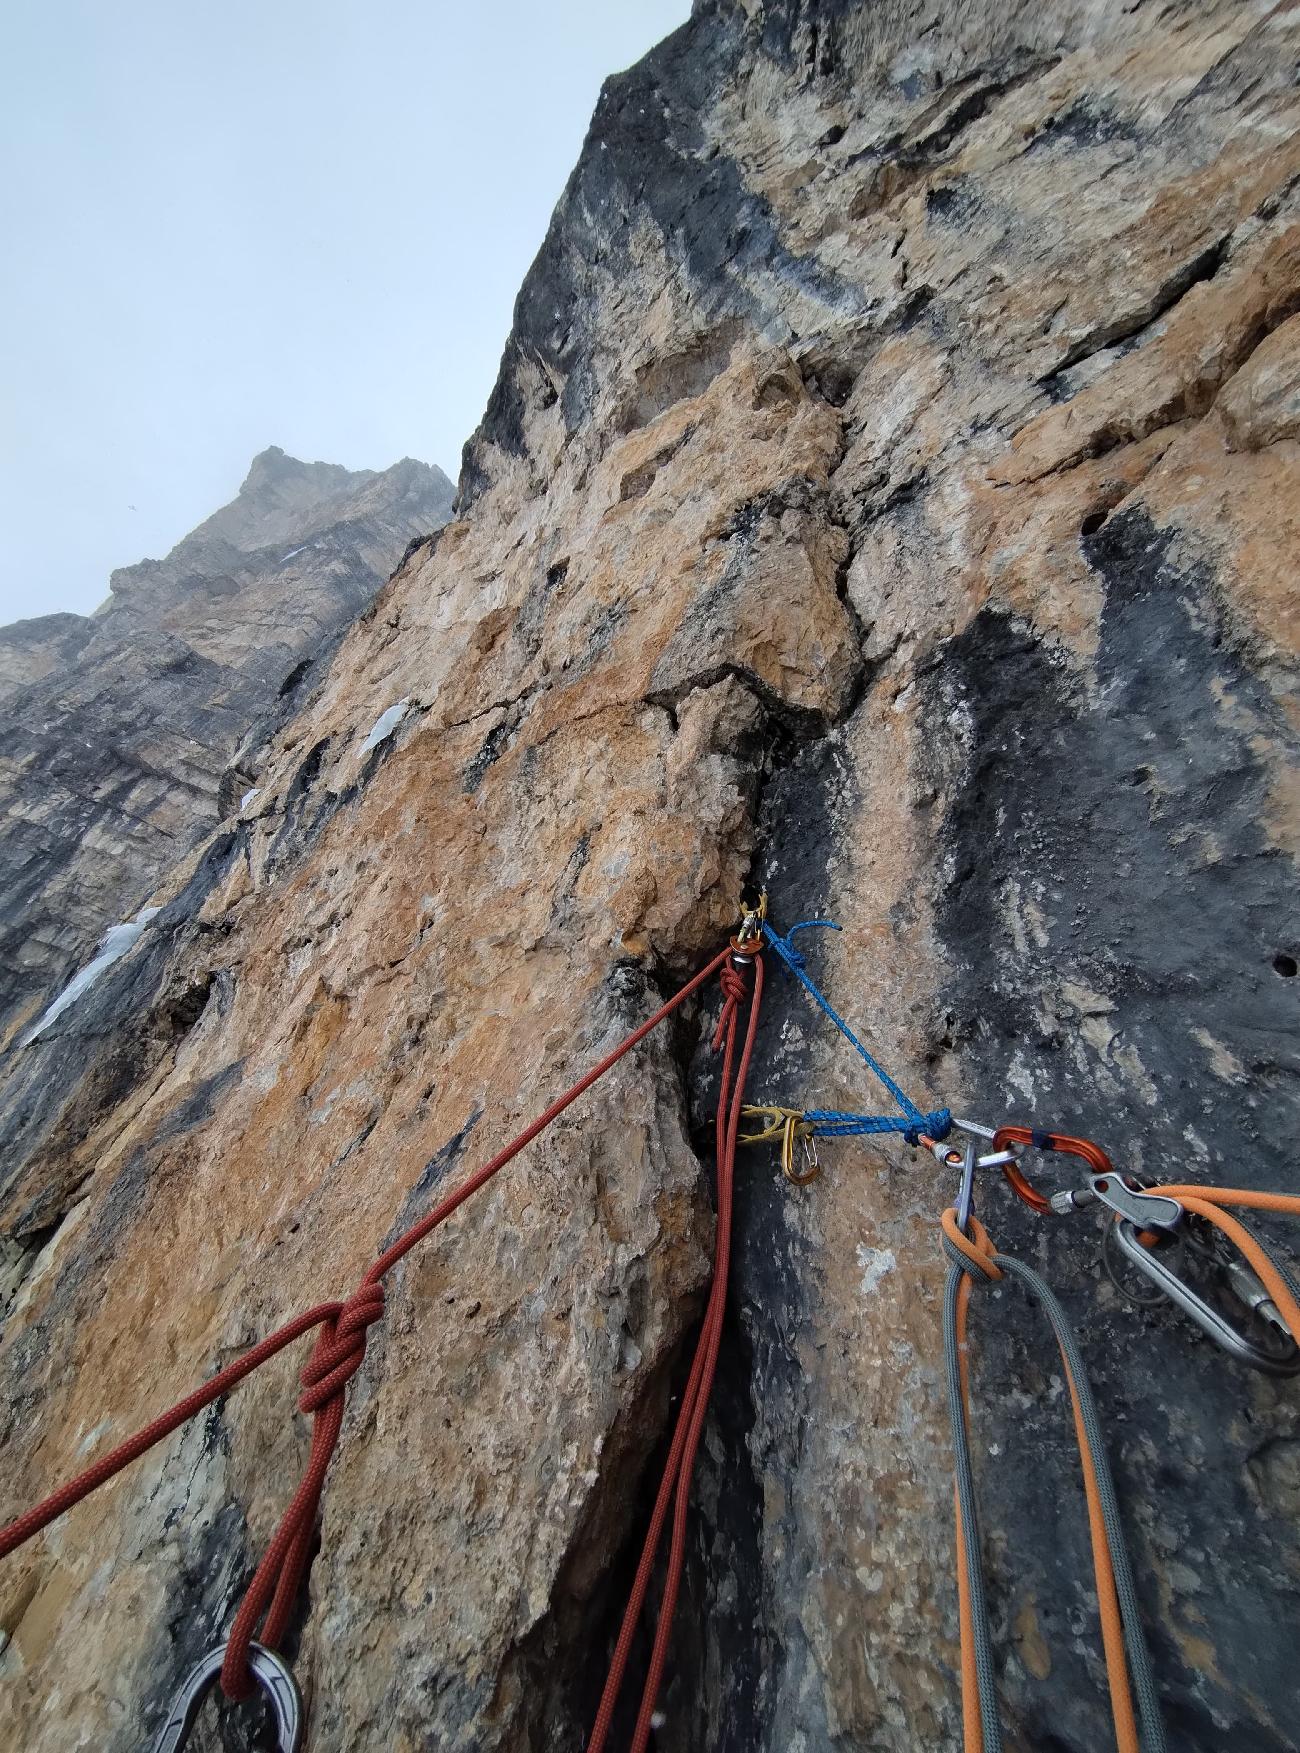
2,5 -> 1299,1751
0,450 -> 454,1045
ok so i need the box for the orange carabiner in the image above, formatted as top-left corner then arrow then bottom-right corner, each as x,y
991,1126 -> 1116,1214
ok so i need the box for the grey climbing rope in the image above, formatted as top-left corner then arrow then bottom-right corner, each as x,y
942,1233 -> 1167,1753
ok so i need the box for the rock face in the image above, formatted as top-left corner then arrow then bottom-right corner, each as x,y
2,4 -> 1299,1751
0,449 -> 454,1045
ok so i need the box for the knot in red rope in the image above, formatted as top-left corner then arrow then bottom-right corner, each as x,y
298,1282 -> 386,1414
711,955 -> 751,1051
1,935 -> 749,1727
719,961 -> 746,1006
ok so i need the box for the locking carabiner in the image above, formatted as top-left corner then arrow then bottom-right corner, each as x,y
153,1643 -> 302,1753
991,1125 -> 1116,1214
733,887 -> 768,954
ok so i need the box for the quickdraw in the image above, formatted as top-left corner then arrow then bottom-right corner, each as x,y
993,1127 -> 1300,1375
937,1125 -> 1300,1750
716,909 -> 1300,1750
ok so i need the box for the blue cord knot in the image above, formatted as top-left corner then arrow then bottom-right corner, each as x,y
765,918 -> 839,973
807,1106 -> 952,1145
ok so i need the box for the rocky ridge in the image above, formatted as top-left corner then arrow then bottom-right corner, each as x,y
1,4 -> 1298,1751
0,448 -> 453,1046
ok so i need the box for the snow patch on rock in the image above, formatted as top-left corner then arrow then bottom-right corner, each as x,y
359,698 -> 410,754
22,907 -> 161,1045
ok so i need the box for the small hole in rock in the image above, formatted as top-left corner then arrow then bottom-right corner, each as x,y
1273,953 -> 1297,978
1080,509 -> 1109,538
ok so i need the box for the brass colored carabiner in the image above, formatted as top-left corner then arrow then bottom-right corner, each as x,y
738,1105 -> 822,1186
780,1114 -> 822,1187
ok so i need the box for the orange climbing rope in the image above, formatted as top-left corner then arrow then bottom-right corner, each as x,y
0,930 -> 763,1730
1142,1185 -> 1300,1344
941,1206 -> 1163,1753
941,1137 -> 1300,1753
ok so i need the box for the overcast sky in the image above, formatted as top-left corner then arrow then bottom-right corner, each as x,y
0,1 -> 690,625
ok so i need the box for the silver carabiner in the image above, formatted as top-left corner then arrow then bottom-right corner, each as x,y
922,1119 -> 1018,1233
921,1118 -> 1020,1176
1108,1220 -> 1300,1376
955,1134 -> 978,1234
1085,1173 -> 1183,1233
153,1642 -> 303,1752
1083,1172 -> 1300,1378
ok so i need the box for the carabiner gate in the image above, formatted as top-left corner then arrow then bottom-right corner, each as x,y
918,1118 -> 1018,1232
738,1105 -> 822,1186
781,1116 -> 821,1187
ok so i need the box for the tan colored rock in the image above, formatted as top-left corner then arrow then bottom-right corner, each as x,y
2,5 -> 1299,1751
1218,309 -> 1300,451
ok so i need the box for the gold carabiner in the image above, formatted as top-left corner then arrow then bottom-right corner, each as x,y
739,1103 -> 822,1187
734,888 -> 768,950
781,1114 -> 822,1187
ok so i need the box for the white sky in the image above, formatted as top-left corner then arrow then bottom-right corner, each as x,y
0,1 -> 691,624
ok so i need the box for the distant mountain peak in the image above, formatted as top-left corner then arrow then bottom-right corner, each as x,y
239,445 -> 353,499
0,447 -> 454,1042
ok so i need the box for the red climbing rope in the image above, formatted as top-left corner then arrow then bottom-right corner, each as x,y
586,949 -> 764,1753
0,937 -> 750,1706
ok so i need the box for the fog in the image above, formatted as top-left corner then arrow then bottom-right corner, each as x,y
0,0 -> 690,624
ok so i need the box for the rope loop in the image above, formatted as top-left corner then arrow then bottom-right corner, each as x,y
940,1208 -> 1003,1281
763,917 -> 839,971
